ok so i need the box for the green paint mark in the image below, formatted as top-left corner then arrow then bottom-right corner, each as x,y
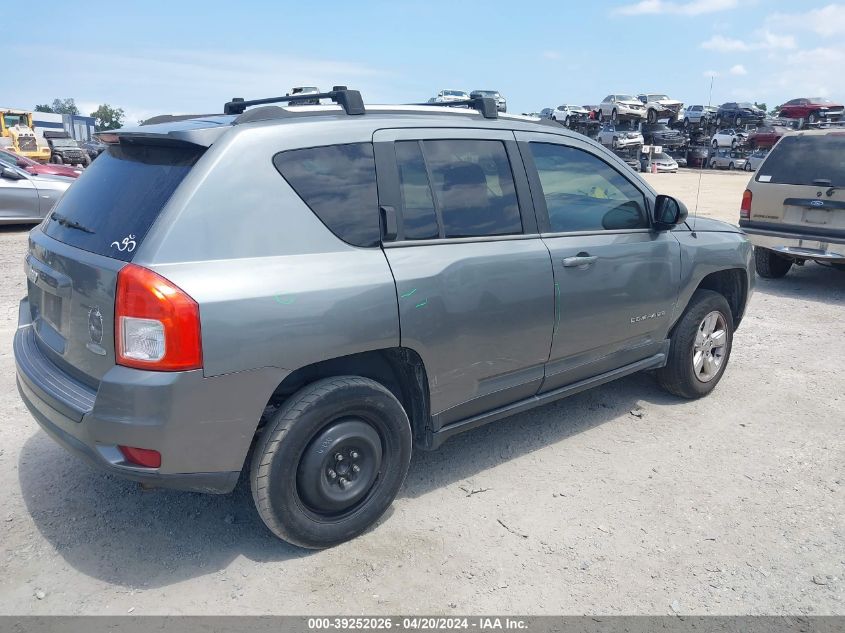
400,288 -> 417,299
274,295 -> 296,305
415,299 -> 428,309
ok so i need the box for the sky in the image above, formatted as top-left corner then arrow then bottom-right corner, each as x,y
2,0 -> 844,122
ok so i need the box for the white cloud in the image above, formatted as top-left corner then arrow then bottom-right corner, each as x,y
766,4 -> 845,38
614,0 -> 738,16
542,50 -> 561,60
701,30 -> 795,52
729,64 -> 747,75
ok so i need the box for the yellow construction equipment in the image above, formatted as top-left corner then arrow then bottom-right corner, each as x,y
0,109 -> 51,162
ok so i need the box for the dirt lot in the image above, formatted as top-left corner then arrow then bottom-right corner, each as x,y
0,170 -> 842,615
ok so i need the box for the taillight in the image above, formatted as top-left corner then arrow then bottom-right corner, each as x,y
740,189 -> 752,219
115,264 -> 202,371
119,446 -> 161,468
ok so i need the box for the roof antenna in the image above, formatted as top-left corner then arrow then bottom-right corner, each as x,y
692,74 -> 715,234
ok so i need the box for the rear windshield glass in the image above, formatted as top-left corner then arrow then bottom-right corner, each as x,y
757,134 -> 845,187
42,143 -> 202,261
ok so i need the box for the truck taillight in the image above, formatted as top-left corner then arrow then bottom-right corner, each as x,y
115,264 -> 202,371
740,189 -> 752,219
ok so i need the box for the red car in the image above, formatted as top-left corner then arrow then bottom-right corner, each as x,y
778,97 -> 844,123
747,125 -> 787,149
0,148 -> 81,178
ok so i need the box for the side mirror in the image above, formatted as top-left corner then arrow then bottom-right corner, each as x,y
1,167 -> 24,181
653,194 -> 688,229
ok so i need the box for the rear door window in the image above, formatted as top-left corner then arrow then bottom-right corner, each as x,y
42,144 -> 202,261
758,134 -> 845,186
422,139 -> 522,238
273,143 -> 379,247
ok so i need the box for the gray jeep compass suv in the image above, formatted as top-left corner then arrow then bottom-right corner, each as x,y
14,89 -> 754,548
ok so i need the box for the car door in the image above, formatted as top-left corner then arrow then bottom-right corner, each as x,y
0,167 -> 41,222
515,131 -> 681,390
373,128 -> 555,429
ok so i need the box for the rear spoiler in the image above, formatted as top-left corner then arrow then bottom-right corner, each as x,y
94,116 -> 232,148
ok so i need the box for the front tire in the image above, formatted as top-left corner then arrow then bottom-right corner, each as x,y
50,155 -> 63,164
250,376 -> 412,549
647,109 -> 657,124
755,246 -> 793,278
657,290 -> 734,399
808,111 -> 818,124
728,162 -> 735,170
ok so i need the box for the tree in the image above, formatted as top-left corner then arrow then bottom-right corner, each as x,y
90,104 -> 125,131
753,102 -> 767,113
34,104 -> 54,113
51,98 -> 79,115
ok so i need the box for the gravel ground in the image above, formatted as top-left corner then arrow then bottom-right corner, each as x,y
0,170 -> 842,615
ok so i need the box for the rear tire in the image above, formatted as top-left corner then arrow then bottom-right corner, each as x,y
657,290 -> 734,399
755,247 -> 793,278
250,376 -> 412,549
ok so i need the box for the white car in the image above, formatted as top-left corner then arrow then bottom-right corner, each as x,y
597,123 -> 644,149
637,93 -> 684,124
650,152 -> 679,173
683,105 -> 718,127
435,90 -> 470,104
598,94 -> 646,122
551,104 -> 590,125
711,128 -> 748,149
743,149 -> 768,172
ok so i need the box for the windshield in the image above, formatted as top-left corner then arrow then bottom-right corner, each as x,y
3,114 -> 29,128
738,102 -> 756,109
474,91 -> 498,97
647,95 -> 669,101
444,90 -> 466,97
51,138 -> 78,148
810,98 -> 832,103
617,95 -> 636,101
42,143 -> 203,261
757,133 -> 845,187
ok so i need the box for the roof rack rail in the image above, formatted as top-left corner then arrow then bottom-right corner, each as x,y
223,86 -> 365,116
412,97 -> 499,120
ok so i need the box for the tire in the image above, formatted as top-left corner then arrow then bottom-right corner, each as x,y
50,155 -> 63,164
744,161 -> 751,172
754,246 -> 793,279
808,111 -> 818,124
611,108 -> 618,123
250,376 -> 412,549
647,109 -> 656,124
82,154 -> 91,167
712,139 -> 719,149
731,138 -> 737,149
728,162 -> 734,170
656,290 -> 734,399
735,115 -> 742,127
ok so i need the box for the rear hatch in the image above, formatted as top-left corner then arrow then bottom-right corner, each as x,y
26,142 -> 203,388
750,132 -> 845,234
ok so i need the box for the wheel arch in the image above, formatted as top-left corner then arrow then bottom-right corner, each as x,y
262,347 -> 432,447
693,268 -> 749,328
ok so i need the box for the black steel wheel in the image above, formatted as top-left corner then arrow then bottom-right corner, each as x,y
250,376 -> 412,549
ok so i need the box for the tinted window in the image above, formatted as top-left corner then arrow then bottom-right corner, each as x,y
274,143 -> 379,247
423,139 -> 522,238
395,141 -> 438,240
42,144 -> 202,262
529,143 -> 648,232
758,134 -> 845,187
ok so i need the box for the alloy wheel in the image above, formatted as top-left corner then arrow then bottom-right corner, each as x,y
692,311 -> 728,383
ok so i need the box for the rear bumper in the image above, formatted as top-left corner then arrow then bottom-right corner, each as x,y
14,301 -> 287,493
740,222 -> 845,262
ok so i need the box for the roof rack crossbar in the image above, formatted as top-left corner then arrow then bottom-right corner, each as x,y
223,87 -> 365,116
411,97 -> 499,119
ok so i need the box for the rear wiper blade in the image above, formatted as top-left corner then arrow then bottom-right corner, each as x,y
50,212 -> 94,234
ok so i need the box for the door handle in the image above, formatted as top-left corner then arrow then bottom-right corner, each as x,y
562,254 -> 598,268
